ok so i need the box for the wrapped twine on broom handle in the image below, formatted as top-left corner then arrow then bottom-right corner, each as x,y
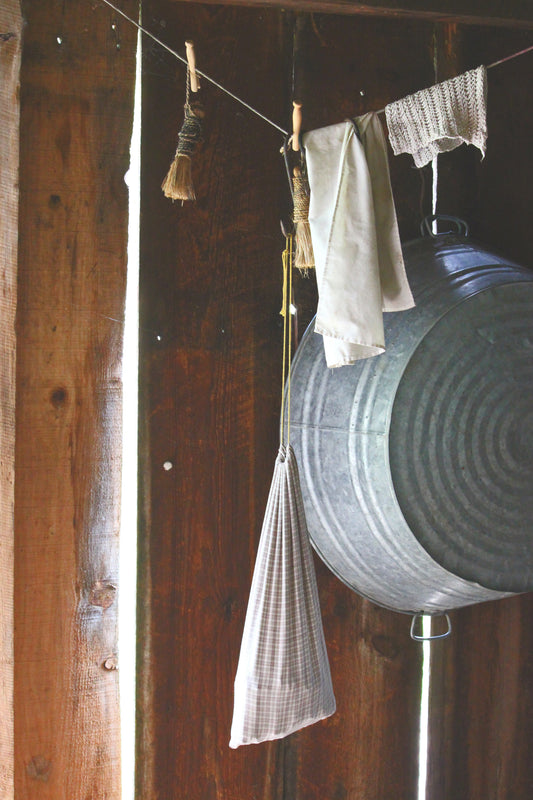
291,102 -> 315,273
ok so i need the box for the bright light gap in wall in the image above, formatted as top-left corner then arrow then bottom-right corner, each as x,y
119,26 -> 141,800
417,156 -> 439,800
417,614 -> 432,800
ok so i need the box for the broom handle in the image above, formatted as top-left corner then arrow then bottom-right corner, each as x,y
292,102 -> 302,151
185,40 -> 200,92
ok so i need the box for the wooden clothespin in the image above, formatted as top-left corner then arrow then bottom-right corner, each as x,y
185,39 -> 200,93
292,101 -> 302,151
161,39 -> 205,202
291,102 -> 314,273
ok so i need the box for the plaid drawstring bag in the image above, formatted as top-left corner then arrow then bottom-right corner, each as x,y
230,444 -> 335,747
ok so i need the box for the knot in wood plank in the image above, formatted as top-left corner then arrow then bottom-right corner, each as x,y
89,581 -> 117,609
26,755 -> 52,782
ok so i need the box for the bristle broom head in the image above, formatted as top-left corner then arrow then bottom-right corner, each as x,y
161,153 -> 196,201
293,165 -> 315,273
294,221 -> 315,275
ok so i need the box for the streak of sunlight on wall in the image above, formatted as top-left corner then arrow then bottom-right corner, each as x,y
120,29 -> 141,800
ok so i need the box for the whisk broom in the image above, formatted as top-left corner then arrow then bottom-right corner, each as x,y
162,40 -> 204,202
291,102 -> 315,273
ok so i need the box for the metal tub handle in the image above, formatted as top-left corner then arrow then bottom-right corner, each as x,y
420,215 -> 469,238
410,612 -> 452,641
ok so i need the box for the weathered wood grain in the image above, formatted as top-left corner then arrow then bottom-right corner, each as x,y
427,596 -> 533,800
137,4 -> 290,796
293,569 -> 422,800
15,1 -> 137,797
10,1 -> 533,798
464,25 -> 533,267
171,0 -> 533,29
139,3 -> 533,798
424,24 -> 533,800
0,3 -> 22,798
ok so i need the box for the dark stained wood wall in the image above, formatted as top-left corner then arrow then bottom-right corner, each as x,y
138,3 -> 533,800
174,0 -> 533,29
15,1 -> 137,797
137,6 -> 300,796
425,26 -> 533,800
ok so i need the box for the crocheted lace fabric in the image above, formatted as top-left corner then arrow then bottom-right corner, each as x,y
385,66 -> 487,168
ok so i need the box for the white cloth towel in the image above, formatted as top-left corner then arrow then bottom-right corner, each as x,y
385,66 -> 487,168
303,113 -> 414,368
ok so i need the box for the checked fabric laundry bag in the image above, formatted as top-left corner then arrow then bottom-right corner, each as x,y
230,443 -> 336,747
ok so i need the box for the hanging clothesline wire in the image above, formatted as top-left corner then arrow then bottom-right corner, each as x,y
489,42 -> 533,68
374,42 -> 533,114
100,0 -> 289,135
279,235 -> 294,447
101,1 -> 533,137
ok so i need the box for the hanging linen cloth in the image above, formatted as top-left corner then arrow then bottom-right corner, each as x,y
303,112 -> 414,368
385,66 -> 487,168
230,443 -> 336,747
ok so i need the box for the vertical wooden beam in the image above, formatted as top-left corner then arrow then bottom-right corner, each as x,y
15,1 -> 137,797
137,3 -> 290,797
464,25 -> 533,265
427,596 -> 533,800
431,22 -> 481,227
424,25 -> 533,800
293,578 -> 423,799
0,3 -> 22,799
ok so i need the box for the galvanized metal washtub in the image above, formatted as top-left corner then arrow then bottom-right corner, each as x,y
288,230 -> 533,616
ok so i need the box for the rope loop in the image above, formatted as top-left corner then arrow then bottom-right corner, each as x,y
280,235 -> 294,447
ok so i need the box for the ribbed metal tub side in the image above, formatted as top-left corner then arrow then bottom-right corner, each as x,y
288,235 -> 533,614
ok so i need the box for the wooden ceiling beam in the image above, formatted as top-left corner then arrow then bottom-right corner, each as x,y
170,0 -> 533,29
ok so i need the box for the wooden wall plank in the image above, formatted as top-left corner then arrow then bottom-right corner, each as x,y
292,578 -> 422,800
15,1 -> 137,797
465,26 -> 533,267
424,23 -> 533,800
137,4 -> 290,796
428,596 -> 533,800
170,0 -> 533,30
139,4 -> 533,800
432,24 -> 533,265
0,3 -> 22,799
